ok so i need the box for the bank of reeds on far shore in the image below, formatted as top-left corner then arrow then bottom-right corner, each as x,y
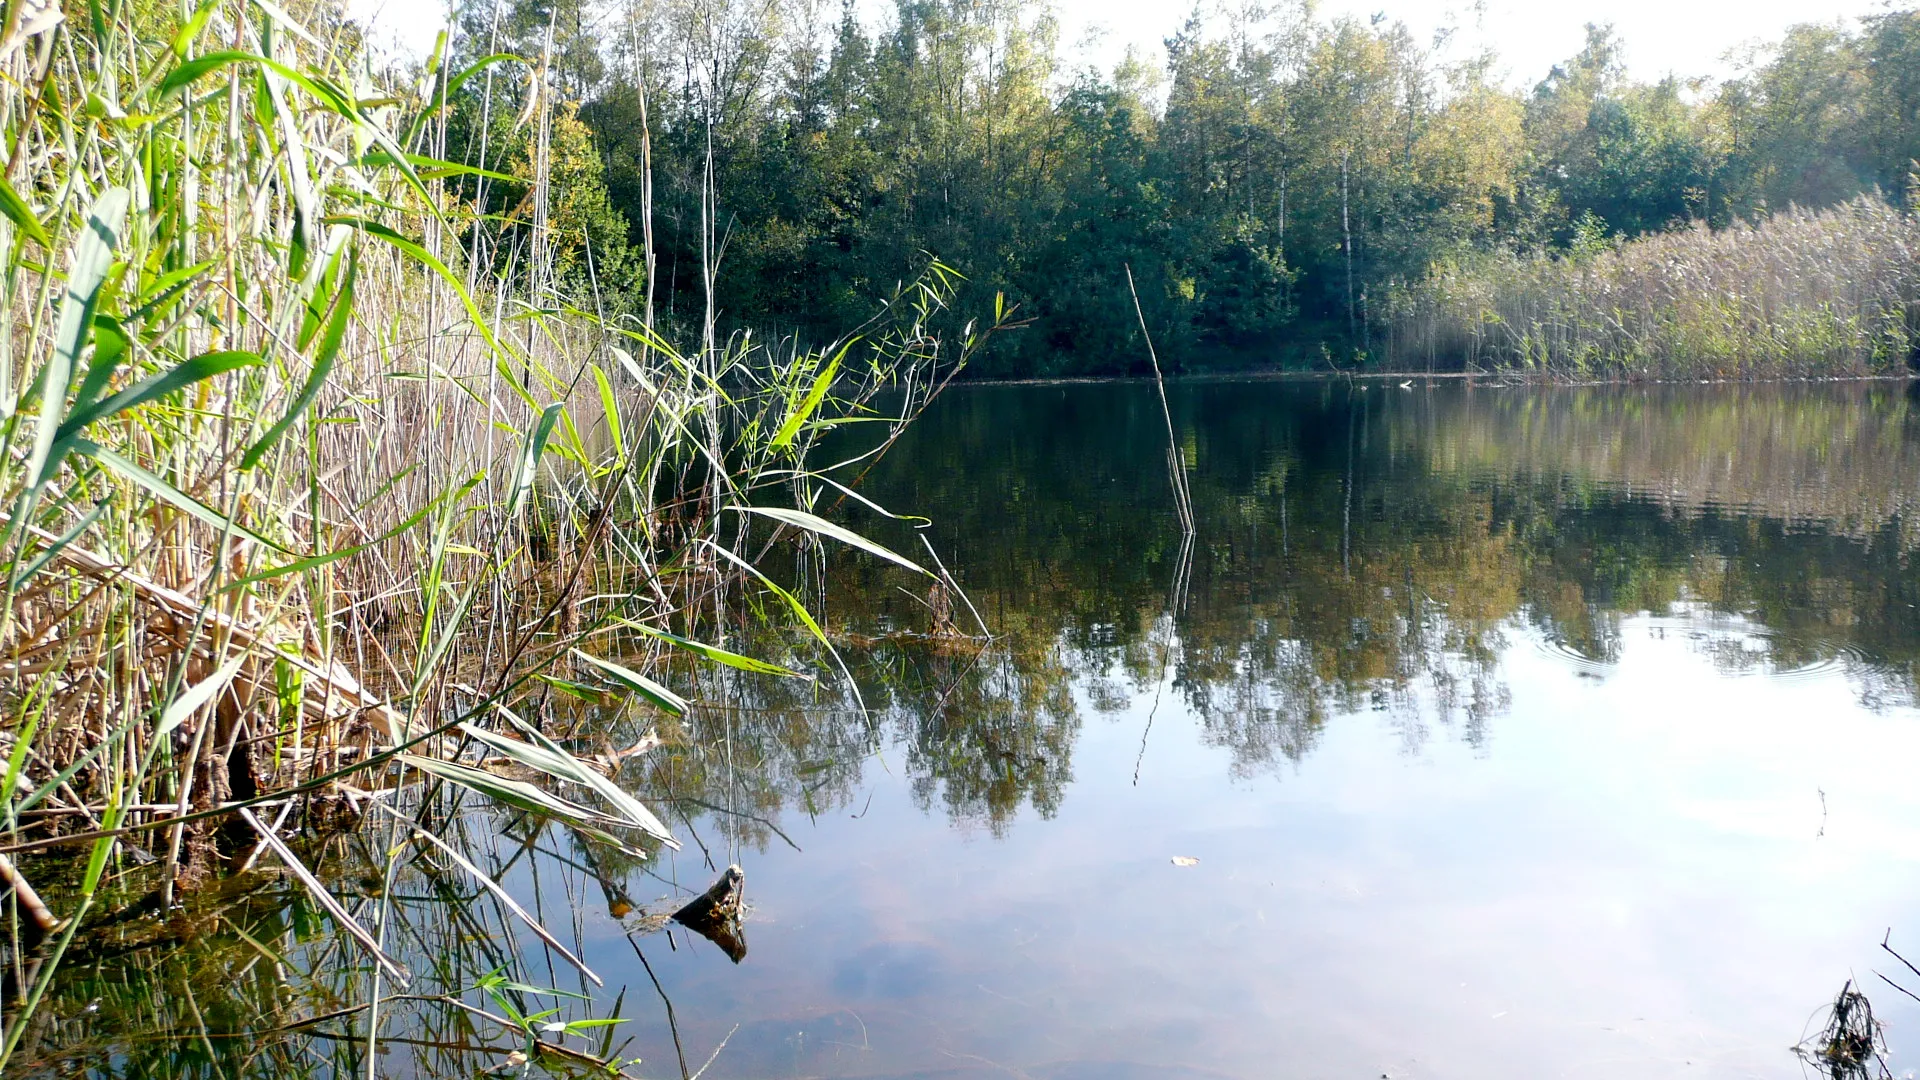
1382,197 -> 1920,379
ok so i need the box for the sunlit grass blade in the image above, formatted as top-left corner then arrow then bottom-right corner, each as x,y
52,350 -> 261,450
616,619 -> 806,678
72,439 -> 288,553
729,504 -> 930,575
469,707 -> 677,846
156,653 -> 249,739
571,649 -> 688,715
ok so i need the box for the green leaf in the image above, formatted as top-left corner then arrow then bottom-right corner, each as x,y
505,401 -> 564,519
570,649 -> 688,716
70,313 -> 130,416
73,439 -> 289,553
356,150 -> 517,184
699,539 -> 833,652
590,362 -> 624,460
158,51 -> 354,114
158,50 -> 255,96
127,259 -> 214,322
617,620 -> 806,678
405,53 -> 521,142
535,674 -> 609,703
0,175 -> 50,248
27,188 -> 128,492
329,216 -> 524,399
729,505 -> 929,575
170,0 -> 221,56
243,247 -> 354,469
771,344 -> 847,449
53,350 -> 260,448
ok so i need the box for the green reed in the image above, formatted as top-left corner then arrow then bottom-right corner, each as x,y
0,0 -> 1008,1070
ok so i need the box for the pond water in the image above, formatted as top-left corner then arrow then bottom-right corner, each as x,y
29,378 -> 1920,1079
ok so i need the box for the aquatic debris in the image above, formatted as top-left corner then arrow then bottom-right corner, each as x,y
673,865 -> 748,963
1793,980 -> 1889,1080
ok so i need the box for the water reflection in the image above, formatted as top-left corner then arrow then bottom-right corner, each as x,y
19,378 -> 1920,1078
829,380 -> 1920,790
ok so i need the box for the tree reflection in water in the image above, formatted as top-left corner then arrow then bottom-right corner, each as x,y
16,379 -> 1920,1077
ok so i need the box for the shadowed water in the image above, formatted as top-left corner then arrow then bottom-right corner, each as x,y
21,378 -> 1920,1079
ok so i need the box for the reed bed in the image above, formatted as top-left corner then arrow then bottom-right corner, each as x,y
1382,198 -> 1920,378
0,0 -> 1003,1068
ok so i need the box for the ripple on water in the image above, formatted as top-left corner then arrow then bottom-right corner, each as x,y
1749,637 -> 1880,688
1659,612 -> 1870,686
1530,633 -> 1616,677
1530,614 -> 1874,688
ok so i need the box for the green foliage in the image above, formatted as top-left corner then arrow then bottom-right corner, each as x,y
435,2 -> 1920,374
0,0 -> 1006,1069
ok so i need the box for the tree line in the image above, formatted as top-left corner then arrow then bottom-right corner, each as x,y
440,0 -> 1920,375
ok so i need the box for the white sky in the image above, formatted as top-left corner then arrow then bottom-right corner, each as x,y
347,0 -> 1898,89
1059,0 -> 1899,87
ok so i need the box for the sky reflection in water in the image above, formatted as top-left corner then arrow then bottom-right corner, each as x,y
595,380 -> 1920,1080
35,379 -> 1920,1080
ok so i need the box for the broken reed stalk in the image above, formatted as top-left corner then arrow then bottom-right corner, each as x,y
1125,264 -> 1196,536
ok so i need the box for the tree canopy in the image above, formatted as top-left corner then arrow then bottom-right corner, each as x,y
439,0 -> 1920,375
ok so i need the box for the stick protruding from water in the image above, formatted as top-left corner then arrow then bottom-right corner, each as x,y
1125,264 -> 1196,536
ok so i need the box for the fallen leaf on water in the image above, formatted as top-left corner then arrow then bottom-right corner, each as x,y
1170,856 -> 1199,867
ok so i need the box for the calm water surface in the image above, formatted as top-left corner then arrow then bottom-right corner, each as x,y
36,379 -> 1920,1079
622,379 -> 1920,1079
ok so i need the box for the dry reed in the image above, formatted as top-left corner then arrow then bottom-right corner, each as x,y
1382,198 -> 1920,378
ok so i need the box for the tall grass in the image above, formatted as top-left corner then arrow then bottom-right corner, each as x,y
0,0 -> 1002,1068
1381,198 -> 1920,378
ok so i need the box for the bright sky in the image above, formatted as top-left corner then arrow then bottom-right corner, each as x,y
347,0 -> 1897,89
1058,0 -> 1898,87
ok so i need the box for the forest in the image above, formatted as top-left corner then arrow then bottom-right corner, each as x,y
440,0 -> 1920,375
